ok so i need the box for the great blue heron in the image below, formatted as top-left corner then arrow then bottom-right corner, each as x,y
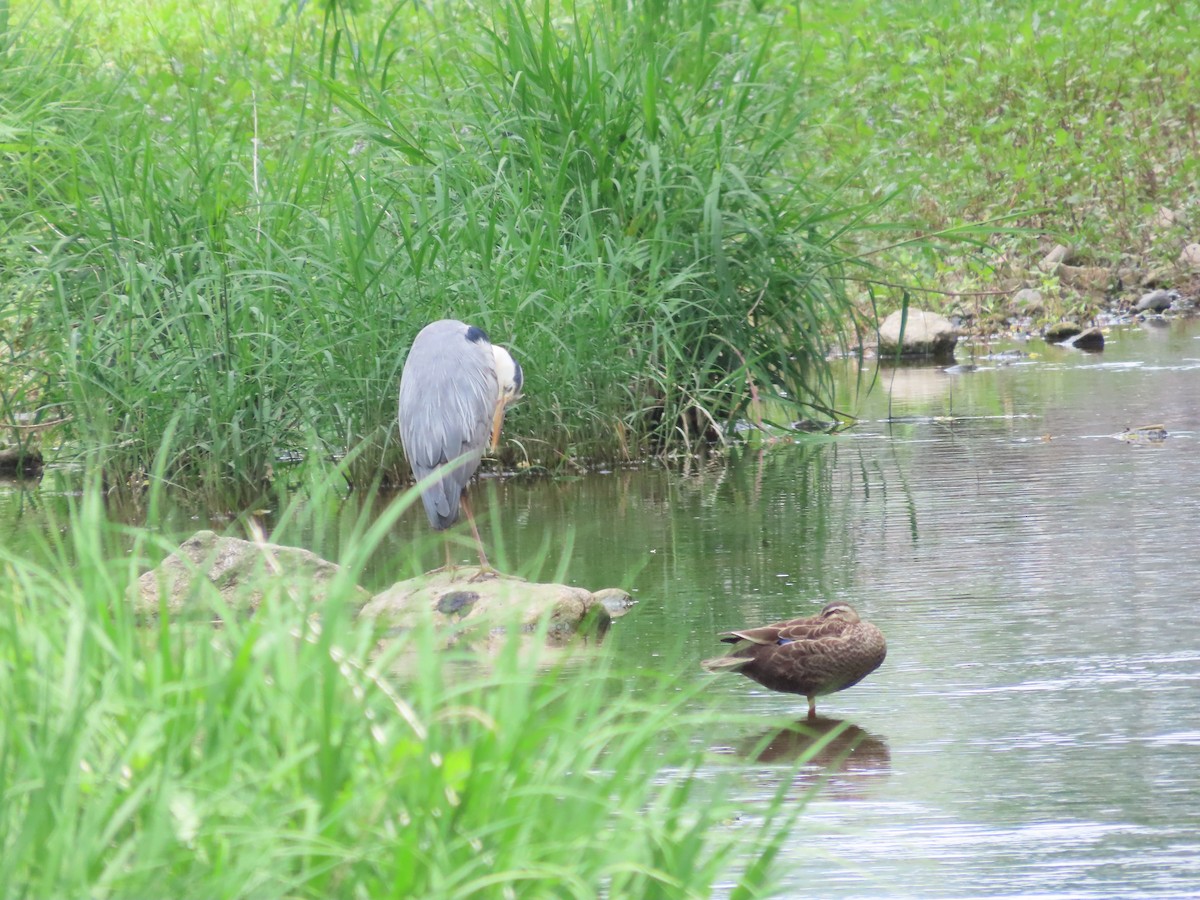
398,319 -> 523,571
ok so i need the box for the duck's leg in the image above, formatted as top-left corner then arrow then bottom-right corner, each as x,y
807,696 -> 817,721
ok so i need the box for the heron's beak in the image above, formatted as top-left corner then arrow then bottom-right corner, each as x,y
490,401 -> 506,451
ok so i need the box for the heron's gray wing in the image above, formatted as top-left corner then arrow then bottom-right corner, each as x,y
398,320 -> 498,530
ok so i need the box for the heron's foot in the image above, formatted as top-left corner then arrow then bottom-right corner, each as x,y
467,565 -> 499,583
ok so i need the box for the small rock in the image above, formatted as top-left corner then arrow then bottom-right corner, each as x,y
1179,243 -> 1200,271
1044,321 -> 1083,343
790,418 -> 837,433
1061,327 -> 1105,352
983,349 -> 1029,362
0,447 -> 43,477
1011,288 -> 1044,316
1118,424 -> 1168,444
877,309 -> 958,362
1058,264 -> 1112,295
1039,244 -> 1069,273
592,588 -> 638,618
1134,289 -> 1179,313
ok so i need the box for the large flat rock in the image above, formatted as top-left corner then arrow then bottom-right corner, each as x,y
132,530 -> 371,620
133,532 -> 631,652
361,570 -> 619,649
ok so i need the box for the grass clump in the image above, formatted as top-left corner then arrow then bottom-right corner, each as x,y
3,0 -> 876,501
0,486 -> 800,897
364,0 -> 870,453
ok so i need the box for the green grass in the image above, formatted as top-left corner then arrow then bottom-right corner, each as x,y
3,0 -> 881,500
794,0 -> 1200,308
0,481 -> 806,898
3,0 -> 1196,497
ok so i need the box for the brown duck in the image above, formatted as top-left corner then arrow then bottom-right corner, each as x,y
701,601 -> 886,719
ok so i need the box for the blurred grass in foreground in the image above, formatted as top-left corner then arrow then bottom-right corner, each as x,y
0,477 -> 811,898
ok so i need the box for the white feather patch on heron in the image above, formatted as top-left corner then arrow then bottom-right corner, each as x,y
491,346 -> 521,400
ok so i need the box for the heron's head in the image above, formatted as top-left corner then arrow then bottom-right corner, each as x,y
492,345 -> 523,405
490,345 -> 523,449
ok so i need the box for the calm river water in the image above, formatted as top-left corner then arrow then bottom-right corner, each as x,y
482,319 -> 1200,898
4,319 -> 1199,897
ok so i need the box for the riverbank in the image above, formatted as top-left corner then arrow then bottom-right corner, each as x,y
2,0 -> 1195,501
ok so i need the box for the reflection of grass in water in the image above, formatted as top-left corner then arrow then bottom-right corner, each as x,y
0,482 -> 812,898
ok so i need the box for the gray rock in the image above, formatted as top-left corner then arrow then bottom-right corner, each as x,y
132,530 -> 371,620
361,570 -> 615,650
1061,327 -> 1105,352
1044,321 -> 1083,343
877,309 -> 958,361
1011,288 -> 1044,316
1039,244 -> 1069,273
1179,243 -> 1200,271
1134,289 -> 1179,313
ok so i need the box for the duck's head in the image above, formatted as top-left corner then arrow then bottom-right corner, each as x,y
819,601 -> 860,623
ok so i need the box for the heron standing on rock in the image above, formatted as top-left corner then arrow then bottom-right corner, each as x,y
398,319 -> 523,571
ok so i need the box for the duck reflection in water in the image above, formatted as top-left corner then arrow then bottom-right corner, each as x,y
724,717 -> 892,799
701,601 -> 887,720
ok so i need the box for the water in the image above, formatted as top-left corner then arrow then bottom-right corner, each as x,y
496,320 -> 1200,897
4,320 -> 1199,896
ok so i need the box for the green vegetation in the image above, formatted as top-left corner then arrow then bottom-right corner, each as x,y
2,0 -> 1196,498
797,0 -> 1200,325
800,1 -> 1198,260
0,482 -> 803,897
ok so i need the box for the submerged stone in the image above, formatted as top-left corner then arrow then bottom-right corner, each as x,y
1061,327 -> 1105,352
1118,424 -> 1168,444
0,447 -> 42,477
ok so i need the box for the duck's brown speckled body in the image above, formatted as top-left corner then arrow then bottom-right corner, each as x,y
701,601 -> 886,718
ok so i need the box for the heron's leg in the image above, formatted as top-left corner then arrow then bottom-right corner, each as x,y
460,493 -> 495,578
